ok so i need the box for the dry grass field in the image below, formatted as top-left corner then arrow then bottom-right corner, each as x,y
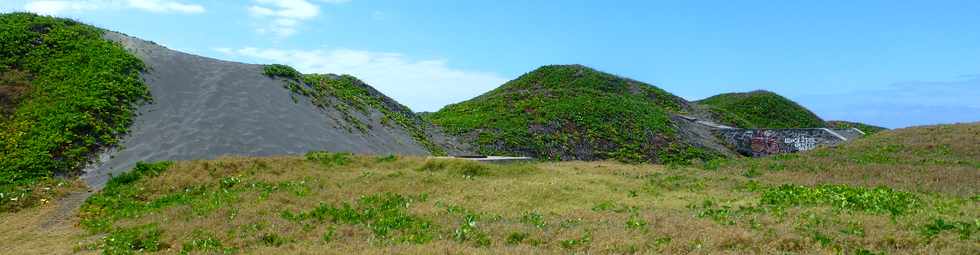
2,123 -> 977,254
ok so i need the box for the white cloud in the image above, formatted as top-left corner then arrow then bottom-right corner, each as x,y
24,1 -> 100,15
247,0 -> 349,37
127,0 -> 204,14
217,47 -> 507,112
22,0 -> 205,15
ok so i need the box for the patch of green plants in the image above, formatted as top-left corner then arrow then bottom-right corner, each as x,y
696,90 -> 826,128
436,202 -> 493,246
645,173 -> 706,194
99,224 -> 166,255
79,162 -> 316,253
658,144 -> 724,166
375,154 -> 399,162
520,211 -> 548,228
452,213 -> 492,247
506,232 -> 530,245
181,229 -> 236,254
625,214 -> 648,230
280,192 -> 435,244
0,178 -> 76,212
559,232 -> 592,249
760,184 -> 919,215
80,161 -> 175,231
304,151 -> 353,166
259,233 -> 288,247
688,199 -> 765,226
700,104 -> 756,128
262,64 -> 302,80
0,13 -> 150,211
920,218 -> 979,240
427,64 -> 705,163
415,159 -> 536,178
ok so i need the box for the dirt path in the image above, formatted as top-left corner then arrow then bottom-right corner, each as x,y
0,194 -> 97,255
39,190 -> 94,230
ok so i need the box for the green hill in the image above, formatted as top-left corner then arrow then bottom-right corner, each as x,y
827,120 -> 888,135
0,13 -> 148,210
426,64 -> 717,163
696,90 -> 826,128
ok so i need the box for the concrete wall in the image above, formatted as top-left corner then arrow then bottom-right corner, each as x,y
716,128 -> 861,157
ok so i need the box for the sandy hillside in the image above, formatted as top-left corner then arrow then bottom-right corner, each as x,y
83,32 -> 463,188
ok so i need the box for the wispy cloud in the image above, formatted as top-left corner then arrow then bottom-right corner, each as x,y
248,0 -> 349,37
215,47 -> 507,112
798,76 -> 980,128
127,0 -> 204,13
23,0 -> 204,16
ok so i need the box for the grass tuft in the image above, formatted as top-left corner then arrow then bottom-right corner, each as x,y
304,151 -> 353,167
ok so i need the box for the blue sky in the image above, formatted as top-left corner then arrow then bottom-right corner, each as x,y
2,0 -> 978,128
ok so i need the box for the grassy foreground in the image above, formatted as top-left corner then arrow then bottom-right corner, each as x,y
2,123 -> 978,254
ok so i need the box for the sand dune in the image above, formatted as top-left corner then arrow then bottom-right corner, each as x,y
83,32 -> 457,188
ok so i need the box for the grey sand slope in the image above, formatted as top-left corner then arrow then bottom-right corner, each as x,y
83,32 -> 457,188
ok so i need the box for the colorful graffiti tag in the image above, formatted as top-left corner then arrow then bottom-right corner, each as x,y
750,130 -> 780,156
784,134 -> 817,151
716,128 -> 858,157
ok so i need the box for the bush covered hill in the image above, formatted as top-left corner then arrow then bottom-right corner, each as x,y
0,13 -> 149,210
4,123 -> 975,254
827,120 -> 888,135
426,64 -> 722,164
696,90 -> 827,129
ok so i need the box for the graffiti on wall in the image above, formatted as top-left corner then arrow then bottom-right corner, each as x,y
784,134 -> 817,151
715,128 -> 852,157
750,130 -> 780,156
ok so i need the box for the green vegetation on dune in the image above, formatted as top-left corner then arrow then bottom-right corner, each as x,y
697,90 -> 826,128
0,13 -> 148,211
427,64 -> 715,164
263,65 -> 446,155
827,120 -> 888,135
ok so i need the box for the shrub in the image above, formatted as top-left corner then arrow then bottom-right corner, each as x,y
262,64 -> 301,80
